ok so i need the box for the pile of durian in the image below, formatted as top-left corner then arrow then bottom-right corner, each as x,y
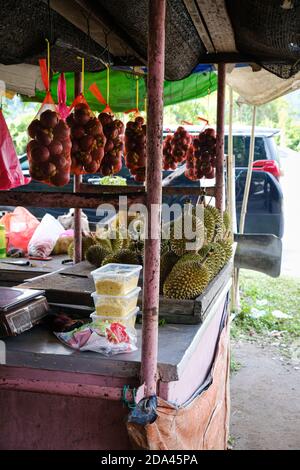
159,204 -> 232,300
83,205 -> 233,301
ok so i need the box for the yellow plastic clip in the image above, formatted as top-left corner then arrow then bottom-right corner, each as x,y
77,56 -> 85,93
45,38 -> 50,91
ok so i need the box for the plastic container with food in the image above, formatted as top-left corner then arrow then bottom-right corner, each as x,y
90,307 -> 139,330
91,287 -> 141,317
91,263 -> 142,296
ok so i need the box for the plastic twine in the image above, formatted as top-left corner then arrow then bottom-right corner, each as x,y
122,385 -> 137,409
106,64 -> 110,107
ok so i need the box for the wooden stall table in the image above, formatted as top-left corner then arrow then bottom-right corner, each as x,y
0,275 -> 230,450
0,256 -> 68,287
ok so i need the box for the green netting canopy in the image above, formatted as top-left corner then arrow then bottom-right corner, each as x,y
31,69 -> 217,113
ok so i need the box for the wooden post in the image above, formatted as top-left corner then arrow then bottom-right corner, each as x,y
74,72 -> 82,263
215,63 -> 226,211
141,0 -> 166,397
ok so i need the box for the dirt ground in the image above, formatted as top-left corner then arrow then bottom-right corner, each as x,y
230,150 -> 300,450
230,340 -> 300,450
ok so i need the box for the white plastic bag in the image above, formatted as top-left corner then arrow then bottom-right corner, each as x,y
28,213 -> 65,258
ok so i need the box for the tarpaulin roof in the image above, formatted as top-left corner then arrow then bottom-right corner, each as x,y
0,1 -> 299,81
226,66 -> 300,106
29,68 -> 217,112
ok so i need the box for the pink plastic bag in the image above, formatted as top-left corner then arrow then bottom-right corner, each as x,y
0,207 -> 40,252
0,109 -> 31,190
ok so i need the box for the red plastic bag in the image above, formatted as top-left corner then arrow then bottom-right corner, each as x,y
27,60 -> 72,187
57,73 -> 70,120
0,207 -> 40,253
0,109 -> 31,190
66,93 -> 106,175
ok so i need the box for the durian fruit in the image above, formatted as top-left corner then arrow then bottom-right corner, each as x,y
86,245 -> 110,268
160,250 -> 179,293
163,261 -> 209,300
217,240 -> 233,262
176,252 -> 203,266
95,236 -> 113,252
201,242 -> 227,280
170,210 -> 205,256
110,229 -> 126,252
67,236 -> 97,260
160,238 -> 170,257
204,207 -> 216,243
205,205 -> 223,241
102,248 -> 141,266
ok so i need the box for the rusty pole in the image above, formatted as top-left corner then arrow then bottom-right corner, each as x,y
141,0 -> 166,397
73,72 -> 82,263
215,63 -> 226,211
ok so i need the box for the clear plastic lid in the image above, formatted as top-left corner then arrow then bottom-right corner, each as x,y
91,286 -> 141,302
91,263 -> 142,279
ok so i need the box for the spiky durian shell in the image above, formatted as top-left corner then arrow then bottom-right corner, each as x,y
176,252 -> 203,266
204,208 -> 215,243
95,237 -> 113,252
170,213 -> 205,256
86,245 -> 110,268
217,240 -> 233,262
160,250 -> 179,293
163,261 -> 209,300
223,211 -> 231,233
202,242 -> 227,279
67,236 -> 97,260
205,205 -> 223,241
101,248 -> 141,266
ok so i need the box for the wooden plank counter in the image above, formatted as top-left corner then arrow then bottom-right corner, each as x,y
0,255 -> 68,287
0,277 -> 231,450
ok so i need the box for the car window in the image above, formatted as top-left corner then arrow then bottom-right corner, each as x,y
224,136 -> 267,167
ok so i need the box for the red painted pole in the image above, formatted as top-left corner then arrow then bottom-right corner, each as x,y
215,63 -> 226,211
141,0 -> 166,397
74,72 -> 82,263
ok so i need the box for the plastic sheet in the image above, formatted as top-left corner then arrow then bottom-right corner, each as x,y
0,109 -> 30,190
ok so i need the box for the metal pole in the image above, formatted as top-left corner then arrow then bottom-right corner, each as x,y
234,105 -> 257,310
227,86 -> 236,233
141,0 -> 166,397
215,63 -> 226,211
74,72 -> 83,263
239,105 -> 257,233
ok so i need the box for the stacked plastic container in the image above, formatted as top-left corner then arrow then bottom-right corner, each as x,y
90,263 -> 142,349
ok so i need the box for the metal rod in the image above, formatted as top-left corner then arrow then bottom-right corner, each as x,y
234,105 -> 257,311
215,63 -> 226,211
227,86 -> 236,233
74,72 -> 83,263
0,377 -> 134,402
141,0 -> 166,398
239,106 -> 257,233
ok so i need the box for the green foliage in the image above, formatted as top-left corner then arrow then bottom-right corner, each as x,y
3,95 -> 38,155
232,271 -> 300,341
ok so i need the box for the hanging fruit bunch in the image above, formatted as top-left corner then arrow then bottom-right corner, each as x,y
162,134 -> 175,170
185,128 -> 216,180
27,110 -> 72,187
124,116 -> 147,183
98,112 -> 124,176
162,126 -> 192,170
66,99 -> 106,175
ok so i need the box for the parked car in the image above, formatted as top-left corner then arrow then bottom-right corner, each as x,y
0,126 -> 284,238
